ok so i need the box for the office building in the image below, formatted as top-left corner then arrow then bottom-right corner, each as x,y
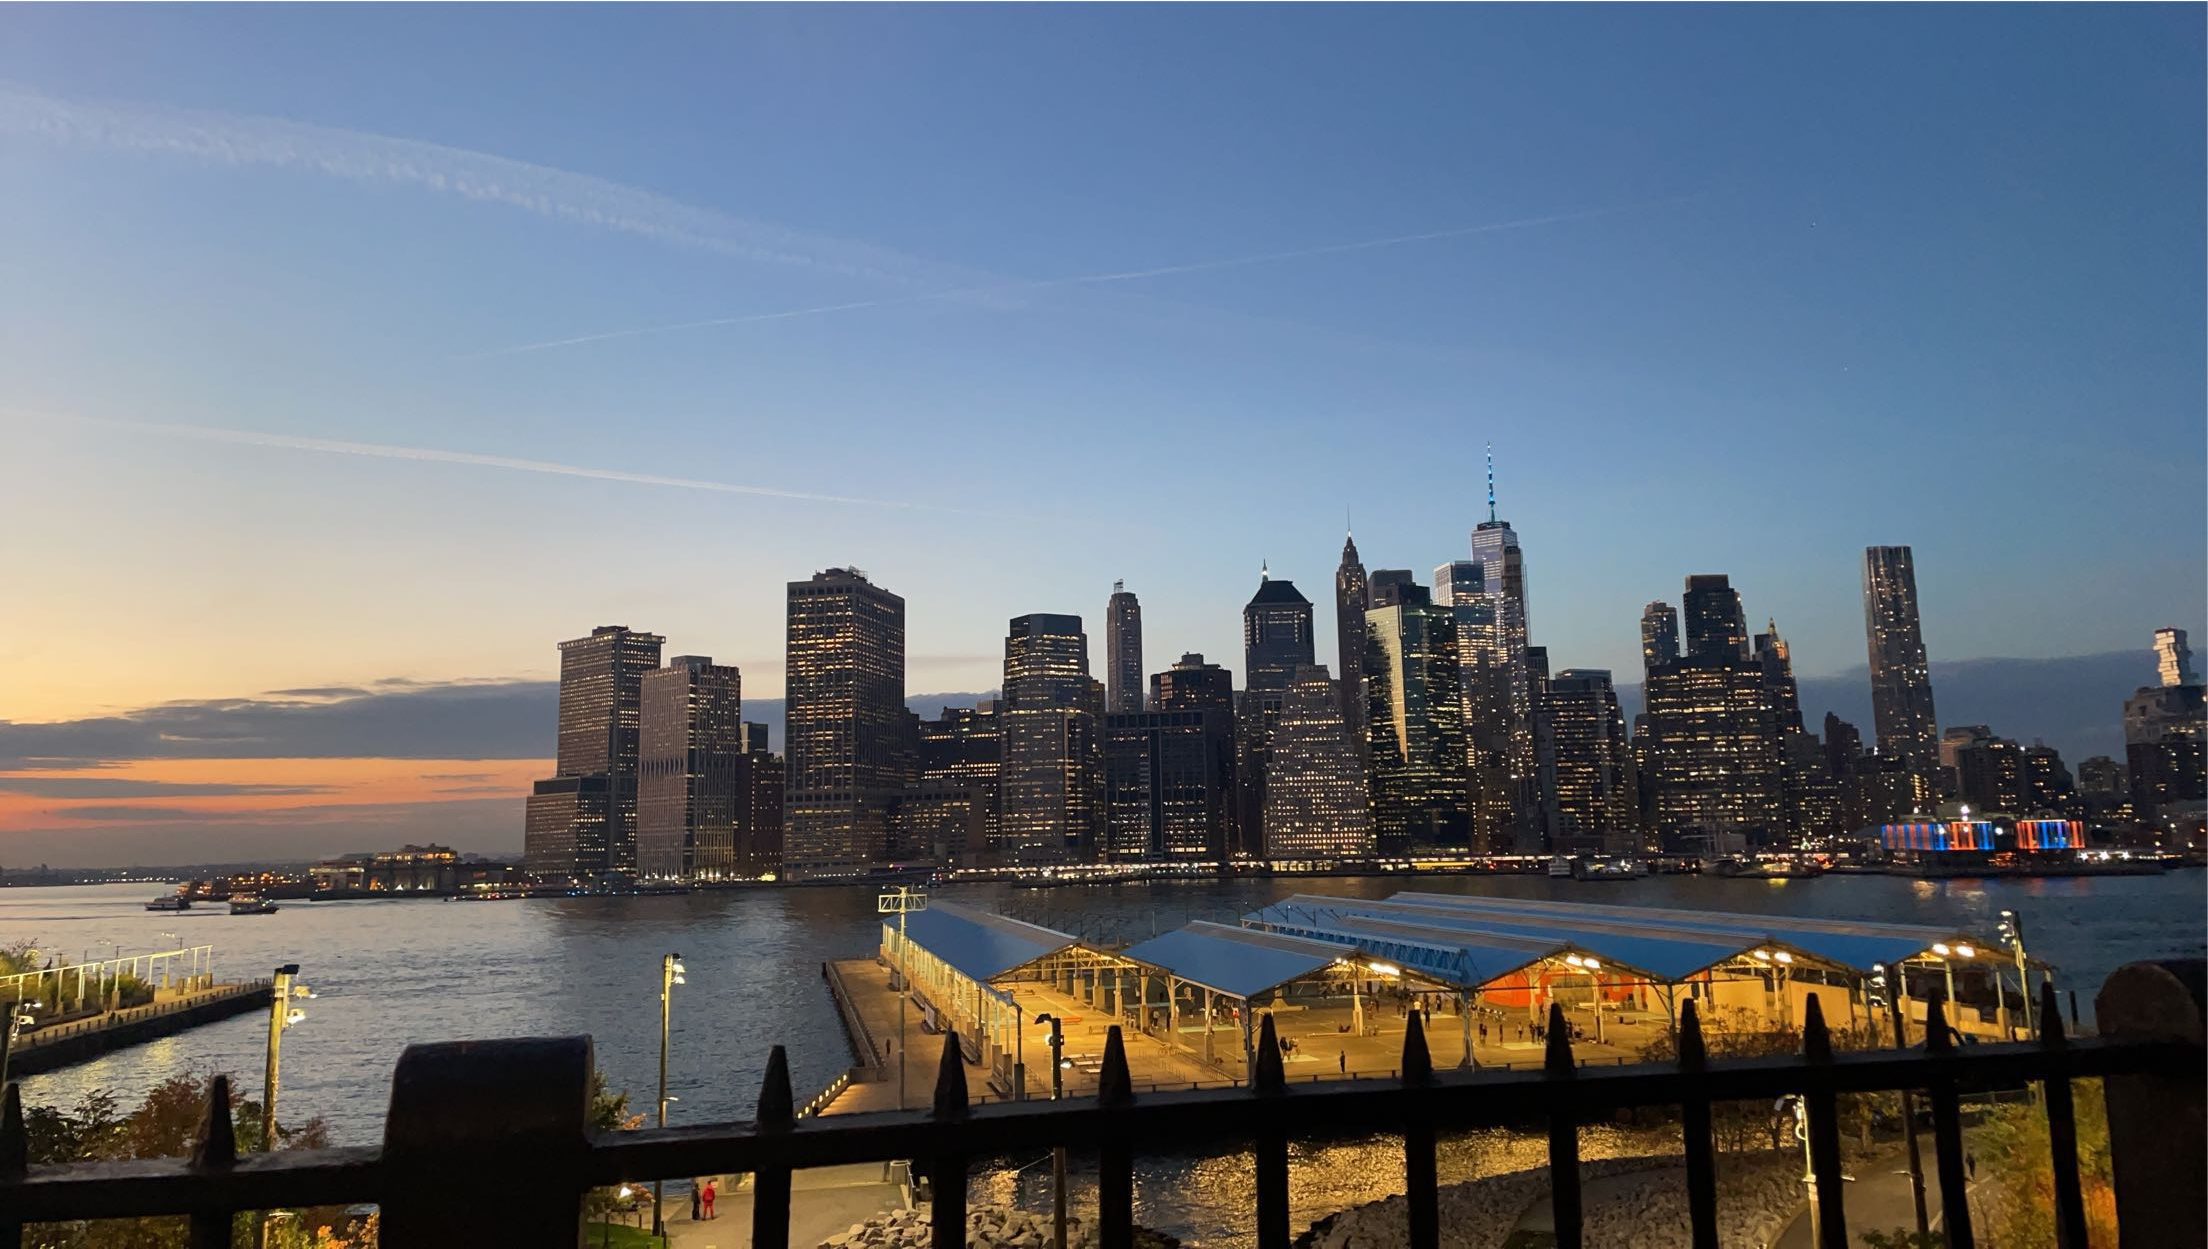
1544,669 -> 1638,855
524,624 -> 664,881
1239,570 -> 1315,858
636,656 -> 744,883
2156,627 -> 2198,688
735,723 -> 784,877
1823,713 -> 1866,831
1682,575 -> 1749,661
2125,682 -> 2206,821
784,569 -> 909,880
1464,485 -> 1540,846
1780,730 -> 1845,846
1953,734 -> 2029,815
2024,744 -> 2075,815
1363,578 -> 1471,850
1753,620 -> 1803,733
1152,652 -> 1235,717
1106,581 -> 1144,714
1335,533 -> 1370,753
1104,708 -> 1234,861
1640,602 -> 1679,678
1642,653 -> 1784,847
1437,560 -> 1519,851
1862,546 -> 1941,800
1000,614 -> 1105,863
1261,665 -> 1375,858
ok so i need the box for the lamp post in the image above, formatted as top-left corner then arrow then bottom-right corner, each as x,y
1998,910 -> 2035,1038
1,1003 -> 39,1088
254,964 -> 306,1249
1775,1095 -> 1819,1248
653,953 -> 685,1237
878,888 -> 928,1110
1034,1012 -> 1069,1249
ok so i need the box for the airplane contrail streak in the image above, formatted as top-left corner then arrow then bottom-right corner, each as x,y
15,411 -> 984,514
472,196 -> 1696,358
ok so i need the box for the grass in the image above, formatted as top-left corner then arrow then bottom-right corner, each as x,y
584,1221 -> 663,1247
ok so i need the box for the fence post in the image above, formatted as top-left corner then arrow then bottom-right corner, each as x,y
1252,1014 -> 1290,1249
2096,959 -> 2205,1249
1,1083 -> 24,1249
1097,1026 -> 1137,1249
1674,1002 -> 1719,1249
380,1036 -> 594,1247
189,1074 -> 238,1249
753,1045 -> 796,1249
929,1030 -> 969,1249
1544,1002 -> 1583,1249
1401,1010 -> 1438,1249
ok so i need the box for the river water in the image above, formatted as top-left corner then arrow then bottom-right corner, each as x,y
8,871 -> 2202,1146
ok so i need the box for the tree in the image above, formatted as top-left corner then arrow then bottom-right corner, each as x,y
1972,1081 -> 2118,1249
585,1069 -> 645,1224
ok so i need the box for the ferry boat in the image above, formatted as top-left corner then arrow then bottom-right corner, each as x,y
228,895 -> 281,915
1707,855 -> 1825,879
145,893 -> 193,912
1546,855 -> 1575,879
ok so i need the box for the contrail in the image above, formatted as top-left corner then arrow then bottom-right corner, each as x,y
15,411 -> 983,515
0,82 -> 981,288
472,197 -> 1694,358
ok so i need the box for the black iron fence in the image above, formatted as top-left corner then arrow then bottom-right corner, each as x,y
2,962 -> 2200,1249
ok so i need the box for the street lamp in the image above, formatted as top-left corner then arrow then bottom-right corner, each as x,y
1034,1012 -> 1070,1249
1997,910 -> 2036,1037
653,953 -> 684,1237
878,888 -> 928,1110
1,1003 -> 39,1088
254,964 -> 306,1249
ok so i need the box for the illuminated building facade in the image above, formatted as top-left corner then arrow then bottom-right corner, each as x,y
2156,627 -> 2197,688
784,568 -> 909,880
1106,581 -> 1144,714
636,656 -> 744,882
1363,578 -> 1470,850
1335,533 -> 1370,755
525,624 -> 664,881
1466,510 -> 1538,843
1103,708 -> 1233,861
2024,744 -> 2076,815
1000,613 -> 1105,863
2124,681 -> 2206,821
1642,653 -> 1783,845
1239,571 -> 1315,858
1261,664 -> 1375,858
1862,546 -> 1941,800
1953,734 -> 2028,814
1543,669 -> 1638,854
1436,560 -> 1517,851
1640,602 -> 1679,677
916,703 -> 1002,854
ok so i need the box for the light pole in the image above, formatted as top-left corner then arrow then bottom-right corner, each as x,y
254,964 -> 307,1249
1776,1095 -> 1819,1248
1,1003 -> 39,1088
1998,910 -> 2035,1038
654,953 -> 685,1237
878,888 -> 928,1110
1034,1012 -> 1069,1249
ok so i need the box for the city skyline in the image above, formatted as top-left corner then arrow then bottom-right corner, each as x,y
2,5 -> 2202,862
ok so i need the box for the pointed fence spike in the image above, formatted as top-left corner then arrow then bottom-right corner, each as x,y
193,1074 -> 236,1168
1098,1025 -> 1135,1109
932,1029 -> 969,1118
759,1044 -> 796,1129
1544,1002 -> 1575,1075
1802,994 -> 1834,1062
0,1083 -> 24,1178
1677,1000 -> 1707,1070
1924,994 -> 1954,1055
1401,1009 -> 1433,1085
1254,1014 -> 1286,1094
2038,980 -> 2067,1045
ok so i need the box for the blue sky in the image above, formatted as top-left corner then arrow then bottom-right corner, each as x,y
0,5 -> 2201,860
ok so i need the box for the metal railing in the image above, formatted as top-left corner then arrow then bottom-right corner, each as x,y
1,962 -> 2200,1249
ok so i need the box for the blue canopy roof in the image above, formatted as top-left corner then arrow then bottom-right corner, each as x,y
1118,921 -> 1358,999
897,901 -> 1078,983
1251,895 -> 1757,982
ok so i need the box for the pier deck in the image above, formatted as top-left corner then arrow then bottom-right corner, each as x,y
9,981 -> 273,1077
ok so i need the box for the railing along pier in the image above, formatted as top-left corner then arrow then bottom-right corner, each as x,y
1,960 -> 2199,1249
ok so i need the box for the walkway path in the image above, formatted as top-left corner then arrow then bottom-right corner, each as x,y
657,1163 -> 911,1249
1772,1159 -> 1971,1248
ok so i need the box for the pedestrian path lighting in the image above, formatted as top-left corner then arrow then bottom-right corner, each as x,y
1,1002 -> 39,1088
878,887 -> 927,1109
653,954 -> 684,1236
254,965 -> 305,1249
1034,1012 -> 1070,1249
1997,910 -> 2036,1036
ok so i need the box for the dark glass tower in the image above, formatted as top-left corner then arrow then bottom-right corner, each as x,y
1862,546 -> 1940,799
1752,619 -> 1803,733
1468,454 -> 1538,844
1238,568 -> 1315,858
1682,575 -> 1749,661
1436,560 -> 1515,853
1544,669 -> 1638,855
1334,532 -> 1370,753
525,624 -> 664,881
1363,577 -> 1471,850
1640,602 -> 1680,677
1001,613 -> 1104,863
784,568 -> 908,880
1106,581 -> 1144,714
636,655 -> 744,883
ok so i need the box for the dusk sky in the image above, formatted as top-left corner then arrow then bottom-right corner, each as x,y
2,5 -> 2201,864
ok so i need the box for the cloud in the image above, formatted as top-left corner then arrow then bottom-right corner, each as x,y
263,687 -> 371,699
58,805 -> 222,822
0,777 -> 335,798
0,797 -> 522,866
0,82 -> 975,286
17,410 -> 985,515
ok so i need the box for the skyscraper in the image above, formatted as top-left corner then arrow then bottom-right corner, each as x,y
2125,680 -> 2205,823
784,568 -> 909,880
1239,569 -> 1315,858
1466,461 -> 1538,846
1363,577 -> 1471,850
524,624 -> 664,881
1106,581 -> 1144,714
1544,669 -> 1639,855
1862,546 -> 1940,799
1436,560 -> 1516,852
1640,602 -> 1680,678
735,723 -> 784,877
1152,652 -> 1235,717
901,703 -> 1000,869
1642,652 -> 1784,848
1261,664 -> 1375,859
1682,575 -> 1749,661
1753,619 -> 1803,733
636,656 -> 744,883
2155,627 -> 2198,688
1104,708 -> 1234,861
1000,614 -> 1104,863
1335,532 -> 1370,752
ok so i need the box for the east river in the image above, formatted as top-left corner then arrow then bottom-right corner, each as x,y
6,871 -> 2203,1241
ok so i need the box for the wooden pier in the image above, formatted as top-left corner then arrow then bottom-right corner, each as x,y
8,981 -> 273,1077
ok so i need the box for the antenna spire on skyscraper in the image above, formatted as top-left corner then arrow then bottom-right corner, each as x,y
1486,442 -> 1496,523
1261,558 -> 1270,581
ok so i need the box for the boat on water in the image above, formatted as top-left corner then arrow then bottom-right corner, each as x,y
228,895 -> 280,915
1707,855 -> 1825,879
1546,855 -> 1575,879
145,893 -> 193,912
1572,855 -> 1643,881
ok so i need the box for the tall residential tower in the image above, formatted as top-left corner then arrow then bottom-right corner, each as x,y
1862,546 -> 1940,800
1106,581 -> 1144,714
784,569 -> 910,880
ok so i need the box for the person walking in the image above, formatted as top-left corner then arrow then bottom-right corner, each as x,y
691,1180 -> 702,1222
701,1177 -> 717,1220
1338,1050 -> 1347,1074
